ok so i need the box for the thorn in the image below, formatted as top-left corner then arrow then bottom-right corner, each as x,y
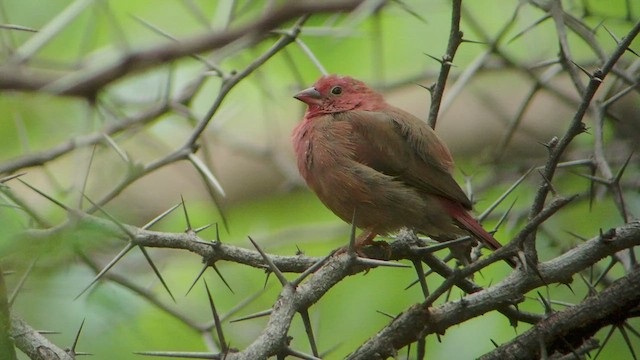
355,258 -> 411,268
593,325 -> 617,360
17,179 -> 70,211
82,195 -> 135,238
291,249 -> 337,287
569,59 -> 595,80
412,260 -> 429,299
210,263 -> 234,294
0,173 -> 25,184
461,38 -> 485,45
562,282 -> 575,295
564,230 -> 588,241
37,330 -> 61,335
478,167 -> 533,222
593,258 -> 617,288
230,309 -> 273,323
540,136 -> 558,150
579,273 -> 598,297
194,223 -> 213,233
299,309 -> 319,357
248,236 -> 287,286
613,151 -> 634,184
404,268 -> 434,290
70,318 -> 86,355
588,161 -> 596,211
509,303 -> 520,334
134,350 -> 221,358
82,197 -> 183,301
9,259 -> 37,306
142,203 -> 181,230
508,14 -> 551,44
285,347 -> 322,360
536,291 -> 554,315
203,280 -> 228,354
376,310 -> 395,319
412,236 -> 473,254
528,58 -> 560,70
623,322 -> 640,343
415,82 -> 435,95
517,250 -> 528,272
185,263 -> 208,296
423,52 -> 444,65
536,170 -> 558,196
492,198 -> 518,234
193,239 -> 220,247
101,133 -> 130,163
75,242 -> 135,300
263,271 -> 271,289
602,24 -> 621,43
572,172 -> 610,185
348,208 -> 358,258
78,145 -> 96,211
598,228 -> 616,242
138,245 -> 176,302
602,25 -> 640,57
188,153 -> 226,197
392,0 -> 428,24
180,195 -> 193,233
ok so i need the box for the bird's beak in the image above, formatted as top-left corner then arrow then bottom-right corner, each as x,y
294,87 -> 322,106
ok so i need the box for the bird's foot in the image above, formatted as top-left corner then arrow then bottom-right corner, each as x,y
333,232 -> 392,260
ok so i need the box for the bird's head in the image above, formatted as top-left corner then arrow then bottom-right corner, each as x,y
294,75 -> 385,118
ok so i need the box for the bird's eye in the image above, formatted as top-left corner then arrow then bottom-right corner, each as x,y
330,86 -> 343,95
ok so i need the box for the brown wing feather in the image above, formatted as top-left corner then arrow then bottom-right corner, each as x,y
338,108 -> 472,210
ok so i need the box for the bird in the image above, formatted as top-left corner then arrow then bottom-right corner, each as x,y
292,74 -> 515,267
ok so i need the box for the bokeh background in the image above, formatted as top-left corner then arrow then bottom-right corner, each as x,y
1,0 -> 639,359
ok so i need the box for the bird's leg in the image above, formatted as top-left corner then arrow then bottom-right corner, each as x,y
334,230 -> 391,259
356,230 -> 391,259
356,230 -> 379,246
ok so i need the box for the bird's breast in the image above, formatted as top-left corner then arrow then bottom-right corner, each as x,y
292,115 -> 356,177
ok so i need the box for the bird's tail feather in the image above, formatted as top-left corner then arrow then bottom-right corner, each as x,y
437,198 -> 517,268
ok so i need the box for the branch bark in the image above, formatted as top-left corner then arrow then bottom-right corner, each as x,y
12,315 -> 73,360
480,266 -> 640,359
0,0 -> 366,97
347,221 -> 640,359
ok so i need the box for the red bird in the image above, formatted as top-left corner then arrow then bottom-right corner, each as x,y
292,75 -> 514,267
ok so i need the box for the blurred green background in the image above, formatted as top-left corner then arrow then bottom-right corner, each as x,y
1,0 -> 639,359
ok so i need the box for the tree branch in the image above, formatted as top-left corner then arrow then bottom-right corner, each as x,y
348,221 -> 640,359
480,266 -> 640,359
0,0 -> 367,97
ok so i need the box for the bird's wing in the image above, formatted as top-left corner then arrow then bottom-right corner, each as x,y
340,108 -> 472,209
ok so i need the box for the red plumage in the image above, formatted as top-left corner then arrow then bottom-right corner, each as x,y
292,75 -> 515,268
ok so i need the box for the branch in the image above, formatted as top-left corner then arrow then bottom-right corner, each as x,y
0,270 -> 16,360
0,0 -> 366,97
11,315 -> 73,360
347,221 -> 640,359
480,266 -> 640,359
427,0 -> 463,129
529,19 -> 640,218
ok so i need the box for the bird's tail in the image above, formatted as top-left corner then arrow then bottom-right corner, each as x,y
438,198 -> 517,268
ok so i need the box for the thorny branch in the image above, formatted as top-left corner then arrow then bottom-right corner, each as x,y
12,210 -> 640,359
480,265 -> 640,360
0,0 -> 366,98
427,0 -> 462,129
349,222 -> 640,359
